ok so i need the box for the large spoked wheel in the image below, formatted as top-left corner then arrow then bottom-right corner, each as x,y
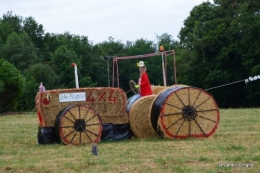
55,105 -> 103,145
129,80 -> 139,94
151,86 -> 220,139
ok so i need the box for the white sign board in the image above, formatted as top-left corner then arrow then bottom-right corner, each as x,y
59,92 -> 86,102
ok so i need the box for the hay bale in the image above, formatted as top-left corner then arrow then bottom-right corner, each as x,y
35,87 -> 129,127
129,95 -> 158,138
152,84 -> 189,95
152,86 -> 167,95
151,86 -> 220,139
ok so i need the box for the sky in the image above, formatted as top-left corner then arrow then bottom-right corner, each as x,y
1,0 -> 214,44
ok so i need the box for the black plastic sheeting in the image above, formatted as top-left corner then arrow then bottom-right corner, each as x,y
37,127 -> 59,144
151,85 -> 186,135
37,123 -> 132,144
101,123 -> 132,141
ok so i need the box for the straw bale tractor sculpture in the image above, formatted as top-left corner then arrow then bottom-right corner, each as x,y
36,50 -> 220,145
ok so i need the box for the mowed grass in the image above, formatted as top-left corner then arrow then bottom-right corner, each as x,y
0,109 -> 260,173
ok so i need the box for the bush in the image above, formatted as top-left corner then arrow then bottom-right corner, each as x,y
0,58 -> 25,112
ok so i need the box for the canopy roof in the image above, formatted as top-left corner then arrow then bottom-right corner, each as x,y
112,50 -> 176,88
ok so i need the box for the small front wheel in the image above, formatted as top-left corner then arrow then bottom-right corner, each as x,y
55,105 -> 102,145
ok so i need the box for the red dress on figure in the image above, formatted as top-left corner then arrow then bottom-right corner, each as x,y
139,72 -> 152,96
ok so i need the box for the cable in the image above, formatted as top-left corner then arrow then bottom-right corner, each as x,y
205,75 -> 260,91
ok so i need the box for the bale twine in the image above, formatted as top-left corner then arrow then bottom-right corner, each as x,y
55,105 -> 102,145
129,95 -> 158,138
151,86 -> 220,139
35,87 -> 129,127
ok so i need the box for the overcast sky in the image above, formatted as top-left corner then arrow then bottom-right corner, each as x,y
1,0 -> 214,44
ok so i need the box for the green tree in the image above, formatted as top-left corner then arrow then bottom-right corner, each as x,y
92,37 -> 125,87
22,16 -> 45,55
0,58 -> 25,112
178,1 -> 260,107
22,63 -> 59,110
51,45 -> 80,88
24,63 -> 60,89
2,32 -> 39,71
0,11 -> 23,42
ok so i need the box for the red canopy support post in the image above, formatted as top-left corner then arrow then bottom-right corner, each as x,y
160,46 -> 166,87
116,59 -> 119,88
164,52 -> 167,85
161,52 -> 166,87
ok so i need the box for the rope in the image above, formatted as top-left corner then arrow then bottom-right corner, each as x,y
205,80 -> 244,91
205,75 -> 260,91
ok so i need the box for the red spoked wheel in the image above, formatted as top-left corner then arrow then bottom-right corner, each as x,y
151,86 -> 220,139
55,105 -> 102,145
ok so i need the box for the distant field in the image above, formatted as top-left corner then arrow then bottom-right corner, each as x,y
0,109 -> 259,173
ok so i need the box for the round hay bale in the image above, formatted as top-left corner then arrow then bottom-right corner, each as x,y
151,86 -> 220,139
152,86 -> 167,95
151,84 -> 189,95
129,95 -> 158,138
55,105 -> 102,145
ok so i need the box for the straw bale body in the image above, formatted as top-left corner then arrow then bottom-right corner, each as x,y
35,87 -> 129,127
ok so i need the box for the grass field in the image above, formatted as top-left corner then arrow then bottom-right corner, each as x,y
0,109 -> 259,173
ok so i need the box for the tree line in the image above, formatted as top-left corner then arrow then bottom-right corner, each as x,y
0,0 -> 259,112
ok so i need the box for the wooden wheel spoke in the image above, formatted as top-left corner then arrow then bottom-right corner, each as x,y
195,97 -> 211,109
198,115 -> 217,123
166,117 -> 183,130
85,129 -> 99,137
175,91 -> 186,107
188,88 -> 190,105
83,130 -> 93,143
86,123 -> 102,126
63,115 -> 75,123
68,110 -> 77,121
85,113 -> 98,123
83,107 -> 90,121
69,131 -> 78,144
161,112 -> 182,117
189,120 -> 191,137
79,131 -> 82,144
174,119 -> 186,138
77,105 -> 81,119
62,128 -> 76,139
194,119 -> 207,137
192,89 -> 202,107
59,126 -> 74,128
196,108 -> 218,113
165,103 -> 183,110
